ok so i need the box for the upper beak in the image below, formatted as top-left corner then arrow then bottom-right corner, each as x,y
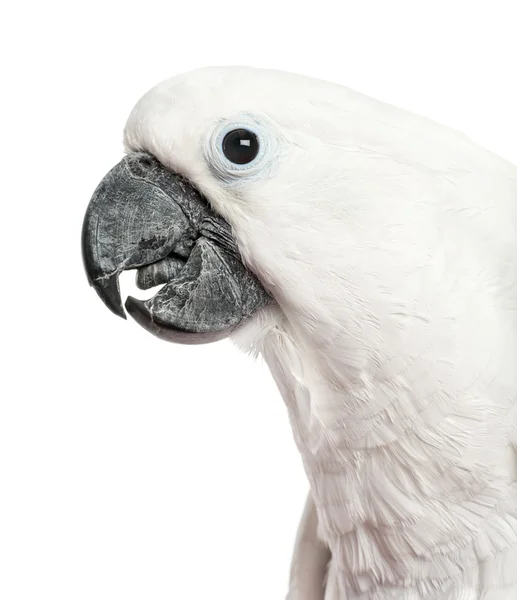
82,152 -> 272,344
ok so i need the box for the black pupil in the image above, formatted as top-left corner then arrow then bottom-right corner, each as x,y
222,129 -> 259,165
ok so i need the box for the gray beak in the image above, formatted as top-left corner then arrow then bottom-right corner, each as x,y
82,152 -> 272,344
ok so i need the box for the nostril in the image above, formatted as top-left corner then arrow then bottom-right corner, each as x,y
126,152 -> 157,176
139,154 -> 154,168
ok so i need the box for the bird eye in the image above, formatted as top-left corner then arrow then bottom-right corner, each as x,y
222,129 -> 259,165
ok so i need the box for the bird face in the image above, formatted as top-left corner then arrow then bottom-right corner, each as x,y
82,66 -> 477,368
82,67 -> 299,344
82,66 -> 375,347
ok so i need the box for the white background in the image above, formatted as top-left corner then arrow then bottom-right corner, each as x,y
1,1 -> 516,599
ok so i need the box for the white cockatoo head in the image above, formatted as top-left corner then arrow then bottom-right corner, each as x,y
83,65 -> 517,422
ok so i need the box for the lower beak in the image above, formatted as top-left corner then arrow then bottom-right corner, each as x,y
81,152 -> 272,344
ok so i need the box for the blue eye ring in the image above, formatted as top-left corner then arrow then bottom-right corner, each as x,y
206,115 -> 274,182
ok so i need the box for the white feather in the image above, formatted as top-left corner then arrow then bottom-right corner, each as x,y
124,66 -> 517,599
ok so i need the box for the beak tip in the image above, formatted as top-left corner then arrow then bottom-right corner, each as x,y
92,275 -> 126,320
125,295 -> 147,322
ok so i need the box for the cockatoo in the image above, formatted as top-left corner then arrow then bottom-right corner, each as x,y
82,66 -> 517,600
